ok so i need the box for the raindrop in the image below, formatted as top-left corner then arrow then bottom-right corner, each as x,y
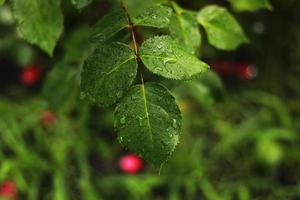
138,116 -> 143,127
163,58 -> 177,65
155,67 -> 163,71
116,91 -> 122,98
80,92 -> 86,100
120,116 -> 126,125
172,119 -> 178,129
128,73 -> 135,78
157,43 -> 163,49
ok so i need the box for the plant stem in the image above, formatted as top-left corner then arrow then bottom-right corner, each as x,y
121,1 -> 146,84
121,2 -> 139,56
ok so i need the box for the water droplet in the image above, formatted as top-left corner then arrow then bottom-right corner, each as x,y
155,67 -> 163,71
116,91 -> 122,98
131,95 -> 136,100
120,116 -> 126,125
172,119 -> 178,129
138,116 -> 143,127
157,43 -> 163,49
128,73 -> 134,78
80,92 -> 86,100
163,58 -> 177,65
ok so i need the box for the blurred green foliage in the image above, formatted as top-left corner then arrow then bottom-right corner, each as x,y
0,0 -> 300,199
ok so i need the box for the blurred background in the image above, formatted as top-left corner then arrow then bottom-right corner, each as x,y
0,0 -> 300,199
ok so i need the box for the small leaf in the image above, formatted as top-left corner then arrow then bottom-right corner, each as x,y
169,11 -> 201,55
71,0 -> 93,9
81,42 -> 137,107
140,36 -> 209,80
12,0 -> 63,56
63,26 -> 93,63
197,5 -> 248,50
90,8 -> 128,43
229,0 -> 272,12
132,5 -> 172,28
124,0 -> 167,17
0,0 -> 5,6
43,62 -> 78,111
186,70 -> 223,106
114,83 -> 182,167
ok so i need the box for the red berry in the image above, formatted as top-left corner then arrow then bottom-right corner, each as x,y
20,65 -> 42,86
236,62 -> 257,80
210,60 -> 236,76
119,154 -> 143,174
0,180 -> 17,198
40,110 -> 56,126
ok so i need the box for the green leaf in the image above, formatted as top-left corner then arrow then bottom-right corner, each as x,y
12,0 -> 63,56
114,83 -> 182,167
71,0 -> 93,9
197,5 -> 248,50
186,71 -> 223,106
81,42 -> 137,107
123,0 -> 167,17
63,26 -> 93,63
169,11 -> 201,55
132,5 -> 172,28
43,62 -> 78,111
229,0 -> 272,12
90,8 -> 128,43
0,0 -> 5,6
140,36 -> 209,80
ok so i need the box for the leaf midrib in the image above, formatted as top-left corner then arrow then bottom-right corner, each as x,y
105,56 -> 135,76
141,84 -> 153,143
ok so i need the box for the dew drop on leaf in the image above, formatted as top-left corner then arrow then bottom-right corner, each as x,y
155,67 -> 163,71
128,73 -> 135,78
137,116 -> 143,127
172,119 -> 178,128
157,43 -> 163,49
163,58 -> 177,65
120,116 -> 126,125
116,91 -> 122,98
80,92 -> 86,100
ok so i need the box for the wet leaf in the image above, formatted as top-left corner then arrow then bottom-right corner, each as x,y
12,0 -> 63,56
90,7 -> 128,43
140,36 -> 209,80
114,83 -> 182,168
81,42 -> 137,107
133,5 -> 172,28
